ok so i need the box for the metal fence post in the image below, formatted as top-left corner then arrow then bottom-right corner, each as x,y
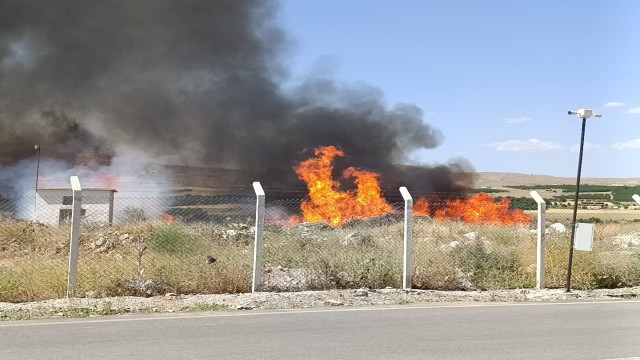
252,182 -> 265,293
633,194 -> 640,206
530,191 -> 546,289
67,176 -> 82,298
400,187 -> 413,290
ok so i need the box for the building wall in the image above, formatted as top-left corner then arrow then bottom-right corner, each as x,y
35,189 -> 114,226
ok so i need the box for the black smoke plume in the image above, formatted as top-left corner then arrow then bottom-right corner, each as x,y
0,0 -> 474,193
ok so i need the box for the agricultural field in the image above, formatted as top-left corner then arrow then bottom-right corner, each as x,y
524,209 -> 640,223
470,173 -> 640,212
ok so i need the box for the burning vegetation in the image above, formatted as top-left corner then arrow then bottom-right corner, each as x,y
414,192 -> 532,226
294,146 -> 532,227
293,146 -> 393,227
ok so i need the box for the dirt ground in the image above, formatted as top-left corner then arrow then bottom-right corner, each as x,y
1,286 -> 639,321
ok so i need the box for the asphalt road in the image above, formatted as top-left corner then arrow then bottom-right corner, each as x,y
2,301 -> 640,360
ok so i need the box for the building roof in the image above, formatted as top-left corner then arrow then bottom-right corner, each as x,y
36,188 -> 118,192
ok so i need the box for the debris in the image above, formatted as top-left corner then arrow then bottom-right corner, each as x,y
354,288 -> 369,297
548,223 -> 567,233
324,299 -> 344,306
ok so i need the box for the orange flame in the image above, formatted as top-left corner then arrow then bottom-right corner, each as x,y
415,193 -> 532,226
413,197 -> 431,216
163,214 -> 176,224
96,174 -> 122,189
294,146 -> 393,227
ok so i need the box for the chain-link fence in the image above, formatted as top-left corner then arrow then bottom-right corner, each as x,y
261,192 -> 406,291
1,187 -> 640,303
0,190 -> 257,302
74,193 -> 256,298
541,208 -> 640,289
0,194 -> 71,302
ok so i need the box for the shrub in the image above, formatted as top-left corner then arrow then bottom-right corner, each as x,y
120,207 -> 148,223
452,240 -> 522,289
151,225 -> 189,253
578,217 -> 603,224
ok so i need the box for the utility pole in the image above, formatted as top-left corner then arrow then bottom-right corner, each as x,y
565,109 -> 601,292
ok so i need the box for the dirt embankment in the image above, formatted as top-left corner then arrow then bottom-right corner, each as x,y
2,287 -> 639,321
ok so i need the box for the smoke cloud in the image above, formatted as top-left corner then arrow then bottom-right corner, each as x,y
0,0 -> 474,193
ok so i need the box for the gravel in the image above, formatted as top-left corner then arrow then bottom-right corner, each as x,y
1,286 -> 639,321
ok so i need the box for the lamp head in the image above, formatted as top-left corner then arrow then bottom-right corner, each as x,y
568,109 -> 601,119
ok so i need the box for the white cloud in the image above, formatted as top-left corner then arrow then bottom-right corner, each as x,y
569,142 -> 602,153
612,139 -> 640,150
485,139 -> 563,152
603,101 -> 625,107
502,117 -> 532,124
625,107 -> 640,114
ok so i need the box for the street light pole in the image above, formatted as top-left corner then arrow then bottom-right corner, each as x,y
565,109 -> 601,292
34,145 -> 40,214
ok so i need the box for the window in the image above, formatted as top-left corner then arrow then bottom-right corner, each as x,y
62,196 -> 73,205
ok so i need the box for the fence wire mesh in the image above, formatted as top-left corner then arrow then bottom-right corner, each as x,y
261,195 -> 405,291
74,194 -> 256,298
1,187 -> 640,303
542,208 -> 640,289
0,194 -> 71,302
412,207 -> 538,290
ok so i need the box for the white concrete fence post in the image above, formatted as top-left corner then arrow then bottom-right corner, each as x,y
633,194 -> 640,206
530,191 -> 546,290
67,176 -> 82,298
400,187 -> 413,290
252,182 -> 265,293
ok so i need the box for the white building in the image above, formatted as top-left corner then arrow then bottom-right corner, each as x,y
35,188 -> 116,226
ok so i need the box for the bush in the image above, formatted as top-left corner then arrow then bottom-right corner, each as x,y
578,217 -> 603,224
151,225 -> 189,253
120,207 -> 148,223
452,240 -> 521,289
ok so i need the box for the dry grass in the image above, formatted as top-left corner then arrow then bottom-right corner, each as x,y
1,217 -> 639,302
524,209 -> 640,223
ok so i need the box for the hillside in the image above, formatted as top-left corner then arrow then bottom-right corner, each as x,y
475,172 -> 640,188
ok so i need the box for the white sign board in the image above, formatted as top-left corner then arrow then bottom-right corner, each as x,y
574,223 -> 594,251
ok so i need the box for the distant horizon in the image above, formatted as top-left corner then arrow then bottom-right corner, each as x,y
162,163 -> 640,180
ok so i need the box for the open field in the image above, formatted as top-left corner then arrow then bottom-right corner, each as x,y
524,209 -> 640,223
1,215 -> 639,303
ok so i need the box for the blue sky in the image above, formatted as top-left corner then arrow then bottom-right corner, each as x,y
278,0 -> 640,178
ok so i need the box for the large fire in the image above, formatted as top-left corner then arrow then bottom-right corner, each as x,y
414,192 -> 532,226
294,146 -> 532,227
294,146 -> 393,227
